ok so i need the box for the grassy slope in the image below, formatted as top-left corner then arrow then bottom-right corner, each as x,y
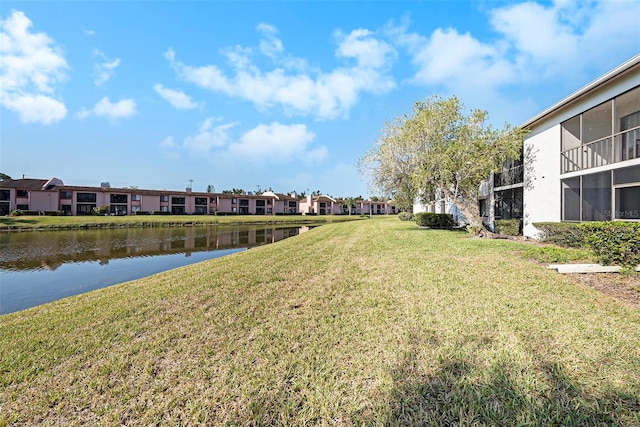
1,218 -> 639,426
0,214 -> 361,230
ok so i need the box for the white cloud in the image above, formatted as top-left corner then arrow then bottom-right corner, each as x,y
153,83 -> 201,109
183,117 -> 237,154
228,122 -> 318,160
78,96 -> 137,120
2,93 -> 67,124
335,28 -> 396,68
0,10 -> 68,124
257,23 -> 284,59
93,50 -> 120,86
174,119 -> 325,165
165,24 -> 396,120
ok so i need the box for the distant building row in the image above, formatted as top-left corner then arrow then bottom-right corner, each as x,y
0,178 -> 397,216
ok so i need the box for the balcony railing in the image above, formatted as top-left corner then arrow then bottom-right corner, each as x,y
494,165 -> 524,188
561,127 -> 640,174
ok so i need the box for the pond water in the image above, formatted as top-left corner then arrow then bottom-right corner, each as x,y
0,225 -> 312,314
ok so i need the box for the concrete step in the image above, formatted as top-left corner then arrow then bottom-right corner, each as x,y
547,263 -> 640,274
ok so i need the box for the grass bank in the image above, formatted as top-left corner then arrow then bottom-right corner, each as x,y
1,218 -> 639,425
0,214 -> 364,231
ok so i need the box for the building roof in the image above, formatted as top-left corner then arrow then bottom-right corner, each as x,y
520,53 -> 640,129
0,178 -> 50,190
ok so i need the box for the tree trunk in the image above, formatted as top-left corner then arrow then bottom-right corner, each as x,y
449,193 -> 511,239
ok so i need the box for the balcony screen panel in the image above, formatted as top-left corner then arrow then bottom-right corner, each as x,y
615,186 -> 640,219
614,165 -> 640,185
582,101 -> 612,144
562,178 -> 580,221
561,116 -> 581,150
614,86 -> 640,133
582,172 -> 611,221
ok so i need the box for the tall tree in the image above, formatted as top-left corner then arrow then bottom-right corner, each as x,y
360,95 -> 527,236
0,173 -> 11,181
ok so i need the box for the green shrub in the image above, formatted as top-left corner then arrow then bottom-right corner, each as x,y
133,210 -> 151,215
533,222 -> 586,248
9,209 -> 24,216
495,219 -> 522,236
415,212 -> 454,229
43,210 -> 64,216
579,222 -> 640,268
92,205 -> 109,216
152,211 -> 171,215
398,212 -> 414,222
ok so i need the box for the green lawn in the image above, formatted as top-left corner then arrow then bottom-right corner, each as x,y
1,218 -> 639,425
0,214 -> 363,230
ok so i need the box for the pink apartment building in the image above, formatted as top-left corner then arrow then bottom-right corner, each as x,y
0,177 -> 396,216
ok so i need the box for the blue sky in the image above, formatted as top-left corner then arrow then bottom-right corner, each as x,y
2,1 -> 639,197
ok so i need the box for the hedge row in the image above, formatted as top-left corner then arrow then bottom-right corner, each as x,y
10,209 -> 65,217
534,221 -> 640,269
415,212 -> 454,229
494,219 -> 522,236
580,222 -> 640,269
532,222 -> 586,248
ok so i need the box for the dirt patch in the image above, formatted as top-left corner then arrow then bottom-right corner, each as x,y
567,273 -> 640,309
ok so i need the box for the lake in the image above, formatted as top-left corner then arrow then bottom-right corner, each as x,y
0,224 -> 313,314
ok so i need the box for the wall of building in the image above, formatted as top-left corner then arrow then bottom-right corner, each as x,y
523,124 -> 563,238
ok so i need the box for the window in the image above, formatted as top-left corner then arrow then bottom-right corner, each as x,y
194,206 -> 207,214
61,205 -> 71,214
110,194 -> 128,203
172,197 -> 185,205
583,100 -> 612,144
210,197 -> 216,203
77,204 -> 95,215
614,165 -> 640,220
16,190 -> 28,198
60,191 -> 72,199
0,190 -> 9,201
479,199 -> 488,217
288,201 -> 297,208
110,205 -> 127,215
132,194 -> 141,202
615,187 -> 640,219
231,207 -> 237,213
195,197 -> 207,205
171,206 -> 185,214
77,193 -> 97,203
132,206 -> 141,213
256,200 -> 265,207
239,199 -> 249,207
160,206 -> 169,212
160,195 -> 169,202
561,178 -> 580,221
582,172 -> 611,221
231,198 -> 237,204
267,208 -> 272,214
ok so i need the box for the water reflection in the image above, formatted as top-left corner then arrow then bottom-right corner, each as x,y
0,225 -> 304,272
0,225 -> 310,314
